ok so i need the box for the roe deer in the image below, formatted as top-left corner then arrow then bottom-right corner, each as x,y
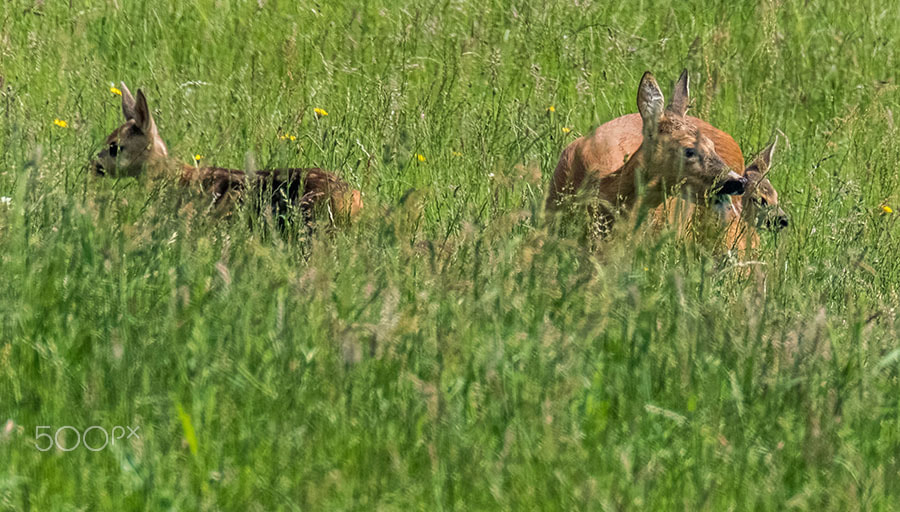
720,138 -> 787,254
92,83 -> 363,224
586,112 -> 788,235
545,70 -> 746,235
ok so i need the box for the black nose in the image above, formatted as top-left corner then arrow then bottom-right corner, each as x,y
765,216 -> 789,230
716,177 -> 746,196
93,161 -> 105,176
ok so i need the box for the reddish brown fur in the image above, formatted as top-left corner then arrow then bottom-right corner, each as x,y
548,94 -> 787,250
545,70 -> 745,234
582,113 -> 745,234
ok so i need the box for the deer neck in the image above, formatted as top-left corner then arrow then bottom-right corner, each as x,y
594,144 -> 664,214
142,152 -> 197,184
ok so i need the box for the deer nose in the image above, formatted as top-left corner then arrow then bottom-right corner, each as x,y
764,212 -> 789,230
92,161 -> 106,176
716,171 -> 746,196
772,215 -> 789,230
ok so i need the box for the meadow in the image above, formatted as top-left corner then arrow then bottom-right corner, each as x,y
1,0 -> 900,509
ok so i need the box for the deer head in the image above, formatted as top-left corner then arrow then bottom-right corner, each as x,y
92,83 -> 169,177
636,70 -> 745,205
741,138 -> 788,230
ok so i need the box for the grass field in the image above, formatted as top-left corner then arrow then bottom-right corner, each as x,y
2,0 -> 900,509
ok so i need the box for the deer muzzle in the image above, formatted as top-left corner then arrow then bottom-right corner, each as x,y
715,171 -> 747,196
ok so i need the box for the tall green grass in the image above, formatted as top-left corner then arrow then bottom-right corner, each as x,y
1,0 -> 899,509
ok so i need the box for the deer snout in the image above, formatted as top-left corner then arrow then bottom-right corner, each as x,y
715,171 -> 746,196
766,209 -> 789,230
92,160 -> 106,176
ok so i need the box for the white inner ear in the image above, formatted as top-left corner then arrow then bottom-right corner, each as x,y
640,88 -> 664,138
641,88 -> 664,118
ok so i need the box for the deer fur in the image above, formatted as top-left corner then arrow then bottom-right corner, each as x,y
92,83 -> 363,225
545,70 -> 746,234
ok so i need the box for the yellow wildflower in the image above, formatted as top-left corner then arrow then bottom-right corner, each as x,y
562,127 -> 571,134
280,134 -> 297,141
547,106 -> 556,112
53,119 -> 68,128
451,151 -> 463,157
416,154 -> 426,162
110,86 -> 122,96
883,205 -> 894,214
194,154 -> 204,162
314,108 -> 328,117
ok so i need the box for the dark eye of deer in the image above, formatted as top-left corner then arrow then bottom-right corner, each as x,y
684,148 -> 696,159
108,143 -> 119,157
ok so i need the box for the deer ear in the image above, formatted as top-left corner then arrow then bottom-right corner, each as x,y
121,82 -> 137,121
667,69 -> 690,116
133,89 -> 155,133
756,135 -> 778,171
637,72 -> 665,139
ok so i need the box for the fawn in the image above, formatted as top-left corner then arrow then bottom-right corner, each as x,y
545,70 -> 746,235
720,138 -> 787,254
92,83 -> 363,225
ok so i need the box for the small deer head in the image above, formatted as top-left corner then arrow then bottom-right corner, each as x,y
92,83 -> 169,177
742,138 -> 788,230
637,70 -> 745,204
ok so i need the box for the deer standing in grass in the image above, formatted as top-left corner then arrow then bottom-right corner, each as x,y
92,83 -> 363,225
546,70 -> 746,236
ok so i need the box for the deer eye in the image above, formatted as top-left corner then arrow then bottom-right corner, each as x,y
108,143 -> 119,157
683,147 -> 697,159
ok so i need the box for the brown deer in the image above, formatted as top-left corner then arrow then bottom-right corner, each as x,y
580,110 -> 788,240
546,70 -> 746,235
720,138 -> 787,254
92,83 -> 363,225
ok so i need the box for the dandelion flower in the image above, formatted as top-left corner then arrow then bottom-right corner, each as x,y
314,108 -> 328,117
53,119 -> 68,128
451,151 -> 463,157
547,106 -> 556,112
416,153 -> 426,162
280,134 -> 297,141
883,205 -> 894,214
194,154 -> 204,162
562,127 -> 571,134
110,86 -> 122,96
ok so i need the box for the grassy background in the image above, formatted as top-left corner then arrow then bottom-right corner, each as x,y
2,0 -> 900,509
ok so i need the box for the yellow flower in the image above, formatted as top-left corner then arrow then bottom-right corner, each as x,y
451,151 -> 463,157
883,205 -> 894,214
416,153 -> 426,162
562,127 -> 571,134
110,86 -> 122,96
280,134 -> 297,141
314,108 -> 328,117
53,119 -> 68,128
547,106 -> 556,112
194,154 -> 204,162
